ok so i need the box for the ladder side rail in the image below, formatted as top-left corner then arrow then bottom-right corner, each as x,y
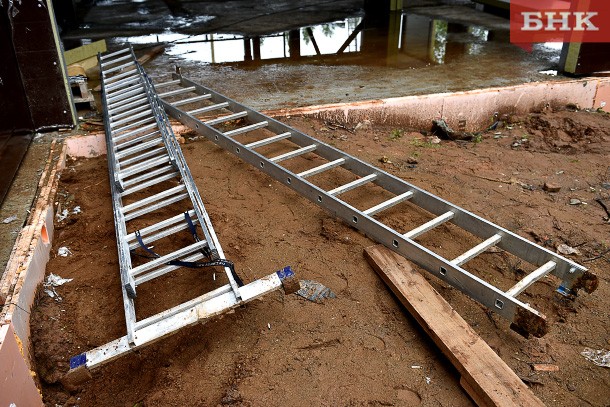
162,99 -> 549,337
141,70 -> 243,297
169,75 -> 591,294
98,51 -> 138,344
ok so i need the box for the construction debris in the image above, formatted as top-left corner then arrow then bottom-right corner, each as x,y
431,119 -> 473,141
2,215 -> 17,224
296,280 -> 336,303
532,364 -> 559,372
556,244 -> 580,256
57,247 -> 72,257
581,348 -> 610,368
43,273 -> 73,301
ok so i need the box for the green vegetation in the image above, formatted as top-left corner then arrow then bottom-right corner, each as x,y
389,129 -> 403,141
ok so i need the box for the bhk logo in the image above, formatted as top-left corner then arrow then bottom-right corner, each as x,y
510,0 -> 610,46
521,11 -> 599,31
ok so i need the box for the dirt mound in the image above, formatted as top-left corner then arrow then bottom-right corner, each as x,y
522,109 -> 609,154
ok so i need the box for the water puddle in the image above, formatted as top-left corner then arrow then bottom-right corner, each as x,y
111,10 -> 560,70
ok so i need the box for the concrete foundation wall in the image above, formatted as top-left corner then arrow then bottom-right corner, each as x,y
268,78 -> 610,131
0,324 -> 43,406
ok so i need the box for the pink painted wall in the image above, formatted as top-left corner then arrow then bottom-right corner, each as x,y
0,324 -> 43,406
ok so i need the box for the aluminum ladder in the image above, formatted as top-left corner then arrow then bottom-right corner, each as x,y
157,73 -> 598,338
66,48 -> 297,381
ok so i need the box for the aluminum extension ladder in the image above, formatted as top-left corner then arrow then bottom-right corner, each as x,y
66,48 -> 297,381
156,74 -> 598,338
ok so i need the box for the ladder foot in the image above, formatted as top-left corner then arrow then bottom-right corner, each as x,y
570,270 -> 599,294
61,364 -> 92,391
277,266 -> 300,294
557,270 -> 599,299
511,307 -> 548,338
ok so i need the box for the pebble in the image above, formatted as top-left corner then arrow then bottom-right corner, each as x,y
569,198 -> 581,205
543,182 -> 561,192
406,156 -> 418,164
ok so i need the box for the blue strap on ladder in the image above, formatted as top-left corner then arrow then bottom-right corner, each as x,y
131,212 -> 243,286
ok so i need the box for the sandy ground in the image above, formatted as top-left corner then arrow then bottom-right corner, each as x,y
31,107 -> 609,406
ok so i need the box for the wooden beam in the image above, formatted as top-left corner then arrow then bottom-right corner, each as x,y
363,245 -> 545,407
64,39 -> 107,66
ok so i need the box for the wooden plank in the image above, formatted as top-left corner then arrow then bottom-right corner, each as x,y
64,39 -> 107,65
364,245 -> 545,407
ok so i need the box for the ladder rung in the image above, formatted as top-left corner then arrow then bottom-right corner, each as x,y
205,111 -> 248,126
121,171 -> 180,197
120,146 -> 167,167
270,145 -> 317,163
122,165 -> 175,188
171,94 -> 212,107
404,211 -> 454,239
111,109 -> 153,128
106,76 -> 140,92
115,131 -> 161,151
126,210 -> 197,246
104,68 -> 138,85
107,83 -> 143,100
129,218 -> 199,251
111,103 -> 151,122
101,48 -> 130,60
108,81 -> 141,94
124,192 -> 189,221
245,132 -> 291,149
104,61 -> 135,74
108,97 -> 149,115
130,241 -> 208,278
452,234 -> 502,266
297,158 -> 345,178
505,261 -> 556,297
187,102 -> 229,115
154,79 -> 181,88
120,155 -> 169,178
116,138 -> 163,159
224,121 -> 268,137
122,184 -> 186,213
114,123 -> 158,143
107,87 -> 144,105
363,191 -> 414,216
158,86 -> 196,98
101,54 -> 133,68
107,90 -> 146,109
112,117 -> 156,134
124,193 -> 189,223
135,252 -> 206,286
328,174 -> 377,196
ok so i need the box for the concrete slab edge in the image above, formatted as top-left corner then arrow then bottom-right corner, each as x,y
263,77 -> 610,131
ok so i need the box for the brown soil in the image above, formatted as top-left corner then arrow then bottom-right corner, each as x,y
31,107 -> 610,406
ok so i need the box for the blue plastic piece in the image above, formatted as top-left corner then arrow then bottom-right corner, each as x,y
556,284 -> 576,298
276,266 -> 294,280
70,353 -> 87,369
